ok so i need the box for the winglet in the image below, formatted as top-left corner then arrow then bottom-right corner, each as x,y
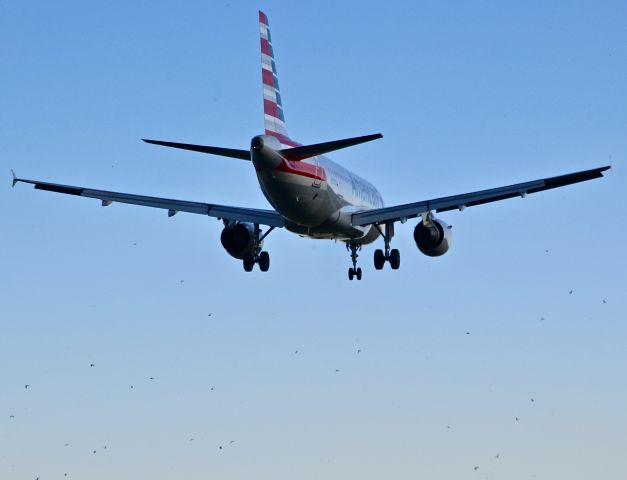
11,169 -> 18,188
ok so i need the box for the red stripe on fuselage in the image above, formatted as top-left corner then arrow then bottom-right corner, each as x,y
265,131 -> 301,147
275,159 -> 327,182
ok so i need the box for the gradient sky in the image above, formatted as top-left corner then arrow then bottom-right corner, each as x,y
2,1 -> 626,479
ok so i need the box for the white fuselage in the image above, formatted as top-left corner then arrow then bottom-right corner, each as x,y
251,135 -> 383,244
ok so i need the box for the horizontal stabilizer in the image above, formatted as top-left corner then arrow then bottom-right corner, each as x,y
143,139 -> 250,160
280,133 -> 382,161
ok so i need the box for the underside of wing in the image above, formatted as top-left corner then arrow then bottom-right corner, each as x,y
352,166 -> 610,227
13,176 -> 284,227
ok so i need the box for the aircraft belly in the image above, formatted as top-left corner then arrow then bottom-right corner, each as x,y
258,170 -> 380,244
284,221 -> 379,243
258,171 -> 332,226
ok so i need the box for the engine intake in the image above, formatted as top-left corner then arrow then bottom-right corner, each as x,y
220,223 -> 259,259
413,219 -> 453,257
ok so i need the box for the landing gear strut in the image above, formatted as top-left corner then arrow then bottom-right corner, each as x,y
374,221 -> 400,270
240,223 -> 274,272
347,243 -> 362,281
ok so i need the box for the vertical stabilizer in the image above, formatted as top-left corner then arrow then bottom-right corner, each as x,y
259,11 -> 290,143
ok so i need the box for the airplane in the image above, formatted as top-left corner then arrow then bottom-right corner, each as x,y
12,11 -> 610,280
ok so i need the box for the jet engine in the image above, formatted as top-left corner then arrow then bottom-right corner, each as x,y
413,219 -> 453,257
220,223 -> 261,259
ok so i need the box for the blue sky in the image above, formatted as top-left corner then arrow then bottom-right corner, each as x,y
2,1 -> 626,479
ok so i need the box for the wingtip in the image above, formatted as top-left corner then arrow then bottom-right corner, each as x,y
598,165 -> 611,177
10,169 -> 18,188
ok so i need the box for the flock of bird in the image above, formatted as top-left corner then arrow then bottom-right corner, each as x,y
6,345 -> 564,478
6,278 -> 609,478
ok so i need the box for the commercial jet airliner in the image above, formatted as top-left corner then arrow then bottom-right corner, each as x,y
13,11 -> 610,280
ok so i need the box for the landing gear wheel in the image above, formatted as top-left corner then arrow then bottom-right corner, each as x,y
356,267 -> 362,280
243,251 -> 255,272
374,221 -> 400,272
374,249 -> 385,270
258,251 -> 270,272
348,267 -> 355,281
389,249 -> 400,270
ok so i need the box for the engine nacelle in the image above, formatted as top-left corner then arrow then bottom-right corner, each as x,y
220,223 -> 261,259
413,219 -> 453,257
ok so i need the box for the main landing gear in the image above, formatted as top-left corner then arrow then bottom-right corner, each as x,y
373,221 -> 400,270
242,224 -> 274,273
347,243 -> 363,281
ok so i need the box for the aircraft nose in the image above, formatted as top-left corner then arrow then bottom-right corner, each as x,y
251,136 -> 264,151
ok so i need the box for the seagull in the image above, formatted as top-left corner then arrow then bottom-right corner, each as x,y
531,398 -> 535,403
9,415 -> 14,419
90,363 -> 95,367
219,446 -> 223,450
208,313 -> 212,316
133,242 -> 137,246
335,369 -> 340,373
24,384 -> 29,389
515,416 -> 520,421
294,350 -> 298,354
130,385 -> 134,389
495,454 -> 500,459
569,290 -> 573,294
93,450 -> 97,454
180,280 -> 185,284
474,466 -> 479,471
357,349 -> 361,354
603,299 -> 607,304
229,440 -> 235,444
466,331 -> 471,335
189,438 -> 195,442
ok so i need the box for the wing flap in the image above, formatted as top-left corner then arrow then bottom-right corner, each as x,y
352,166 -> 610,226
15,177 -> 284,227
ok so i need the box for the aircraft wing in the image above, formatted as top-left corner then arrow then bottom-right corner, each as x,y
351,166 -> 610,227
12,175 -> 284,228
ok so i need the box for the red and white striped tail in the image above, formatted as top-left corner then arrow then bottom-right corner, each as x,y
259,11 -> 290,144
